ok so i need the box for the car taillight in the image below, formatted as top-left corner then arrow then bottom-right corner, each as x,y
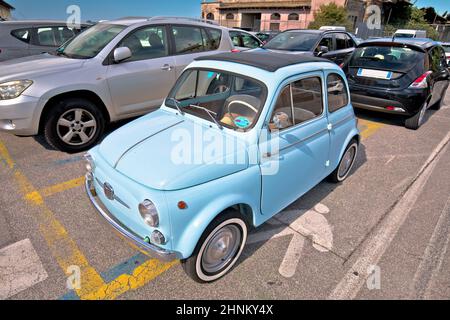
231,49 -> 240,53
409,71 -> 432,89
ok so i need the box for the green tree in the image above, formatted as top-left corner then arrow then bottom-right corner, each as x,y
405,7 -> 439,40
308,3 -> 352,30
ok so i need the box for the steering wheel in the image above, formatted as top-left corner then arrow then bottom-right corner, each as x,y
225,96 -> 260,128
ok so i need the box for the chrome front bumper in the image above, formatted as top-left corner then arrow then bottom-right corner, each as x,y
85,175 -> 178,262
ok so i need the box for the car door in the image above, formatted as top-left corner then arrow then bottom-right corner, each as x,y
428,46 -> 450,106
106,25 -> 177,116
3,27 -> 31,60
171,25 -> 220,78
325,72 -> 355,170
259,74 -> 330,216
315,34 -> 336,62
334,33 -> 356,65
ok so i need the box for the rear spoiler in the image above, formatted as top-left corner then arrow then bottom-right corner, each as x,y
357,41 -> 426,53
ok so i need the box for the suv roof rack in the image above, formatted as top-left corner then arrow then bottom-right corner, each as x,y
148,16 -> 219,26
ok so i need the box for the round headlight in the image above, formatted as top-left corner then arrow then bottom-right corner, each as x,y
84,153 -> 95,173
139,199 -> 159,227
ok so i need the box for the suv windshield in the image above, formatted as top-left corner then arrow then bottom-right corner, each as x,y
264,31 -> 319,51
166,69 -> 267,131
350,45 -> 425,72
60,24 -> 126,59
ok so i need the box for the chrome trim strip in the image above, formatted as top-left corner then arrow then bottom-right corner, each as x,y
85,176 -> 178,262
95,177 -> 130,209
114,120 -> 184,168
332,114 -> 354,128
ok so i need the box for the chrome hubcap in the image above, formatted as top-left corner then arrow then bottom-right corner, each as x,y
202,225 -> 241,274
56,108 -> 97,146
418,103 -> 427,125
338,146 -> 356,178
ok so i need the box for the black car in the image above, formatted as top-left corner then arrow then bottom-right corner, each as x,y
255,30 -> 279,44
346,38 -> 450,129
259,29 -> 358,65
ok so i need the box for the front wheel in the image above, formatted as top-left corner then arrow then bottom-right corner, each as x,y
181,210 -> 248,283
329,140 -> 359,183
44,98 -> 106,153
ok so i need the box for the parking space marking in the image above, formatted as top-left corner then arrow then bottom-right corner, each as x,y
1,140 -> 177,300
25,176 -> 85,201
329,132 -> 450,300
358,119 -> 385,140
0,239 -> 48,299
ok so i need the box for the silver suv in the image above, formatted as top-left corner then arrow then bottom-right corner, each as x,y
0,17 -> 237,152
0,20 -> 90,61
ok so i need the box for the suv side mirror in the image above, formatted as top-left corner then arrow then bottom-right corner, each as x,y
317,46 -> 329,56
114,47 -> 132,63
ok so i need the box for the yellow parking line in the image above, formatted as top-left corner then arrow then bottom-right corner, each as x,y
0,140 -> 176,300
359,119 -> 385,140
25,176 -> 85,202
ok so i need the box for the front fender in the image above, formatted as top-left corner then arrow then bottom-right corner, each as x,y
165,166 -> 261,259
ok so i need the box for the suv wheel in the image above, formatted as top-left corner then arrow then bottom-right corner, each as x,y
181,209 -> 248,283
405,100 -> 428,130
44,98 -> 106,153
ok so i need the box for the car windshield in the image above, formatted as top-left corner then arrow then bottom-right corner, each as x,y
395,33 -> 414,38
264,31 -> 319,51
166,69 -> 267,131
350,45 -> 425,72
59,24 -> 126,59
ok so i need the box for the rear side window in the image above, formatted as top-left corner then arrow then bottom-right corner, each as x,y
172,26 -> 206,54
11,28 -> 31,44
350,45 -> 425,72
327,74 -> 349,113
335,33 -> 354,50
36,27 -> 57,46
205,28 -> 222,50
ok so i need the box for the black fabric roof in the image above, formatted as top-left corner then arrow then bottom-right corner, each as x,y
195,51 -> 329,72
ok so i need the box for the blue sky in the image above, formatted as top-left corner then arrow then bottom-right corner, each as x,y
6,0 -> 449,21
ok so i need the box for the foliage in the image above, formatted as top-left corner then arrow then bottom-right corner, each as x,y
405,7 -> 439,40
308,3 -> 352,31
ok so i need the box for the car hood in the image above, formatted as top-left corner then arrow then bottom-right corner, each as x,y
0,54 -> 85,82
98,110 -> 249,191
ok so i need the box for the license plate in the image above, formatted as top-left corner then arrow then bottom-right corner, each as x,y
357,68 -> 393,80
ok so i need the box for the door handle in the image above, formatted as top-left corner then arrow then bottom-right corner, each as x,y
161,64 -> 173,71
327,123 -> 333,131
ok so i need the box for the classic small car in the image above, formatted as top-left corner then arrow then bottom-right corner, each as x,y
85,51 -> 360,282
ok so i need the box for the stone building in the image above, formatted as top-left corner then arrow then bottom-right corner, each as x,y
0,0 -> 14,21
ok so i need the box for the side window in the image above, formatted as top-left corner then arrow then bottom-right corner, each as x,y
291,77 -> 323,124
269,85 -> 294,131
229,31 -> 241,47
36,27 -> 57,46
55,26 -> 76,45
335,33 -> 352,50
11,28 -> 31,44
172,26 -> 206,54
119,26 -> 168,62
205,28 -> 222,50
241,33 -> 260,49
327,73 -> 349,113
317,35 -> 333,52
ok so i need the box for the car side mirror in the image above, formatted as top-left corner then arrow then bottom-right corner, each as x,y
317,46 -> 329,56
113,47 -> 132,63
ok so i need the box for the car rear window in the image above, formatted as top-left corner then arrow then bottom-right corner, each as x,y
11,28 -> 31,44
350,45 -> 425,73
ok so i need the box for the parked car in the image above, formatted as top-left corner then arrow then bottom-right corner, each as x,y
346,38 -> 450,129
85,51 -> 360,282
254,30 -> 279,44
441,42 -> 450,64
227,28 -> 262,51
260,28 -> 358,65
0,17 -> 239,152
394,29 -> 427,39
0,20 -> 90,61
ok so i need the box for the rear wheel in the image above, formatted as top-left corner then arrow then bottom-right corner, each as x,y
329,140 -> 359,183
44,98 -> 106,153
405,101 -> 428,130
181,210 -> 248,283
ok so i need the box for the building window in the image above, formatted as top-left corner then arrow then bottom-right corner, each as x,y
271,13 -> 281,20
226,13 -> 234,20
288,13 -> 299,21
206,13 -> 215,20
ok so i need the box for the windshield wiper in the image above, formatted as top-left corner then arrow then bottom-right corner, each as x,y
359,56 -> 383,61
188,104 -> 223,130
166,98 -> 184,115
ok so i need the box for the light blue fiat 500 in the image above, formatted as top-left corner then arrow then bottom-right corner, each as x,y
85,52 -> 360,283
